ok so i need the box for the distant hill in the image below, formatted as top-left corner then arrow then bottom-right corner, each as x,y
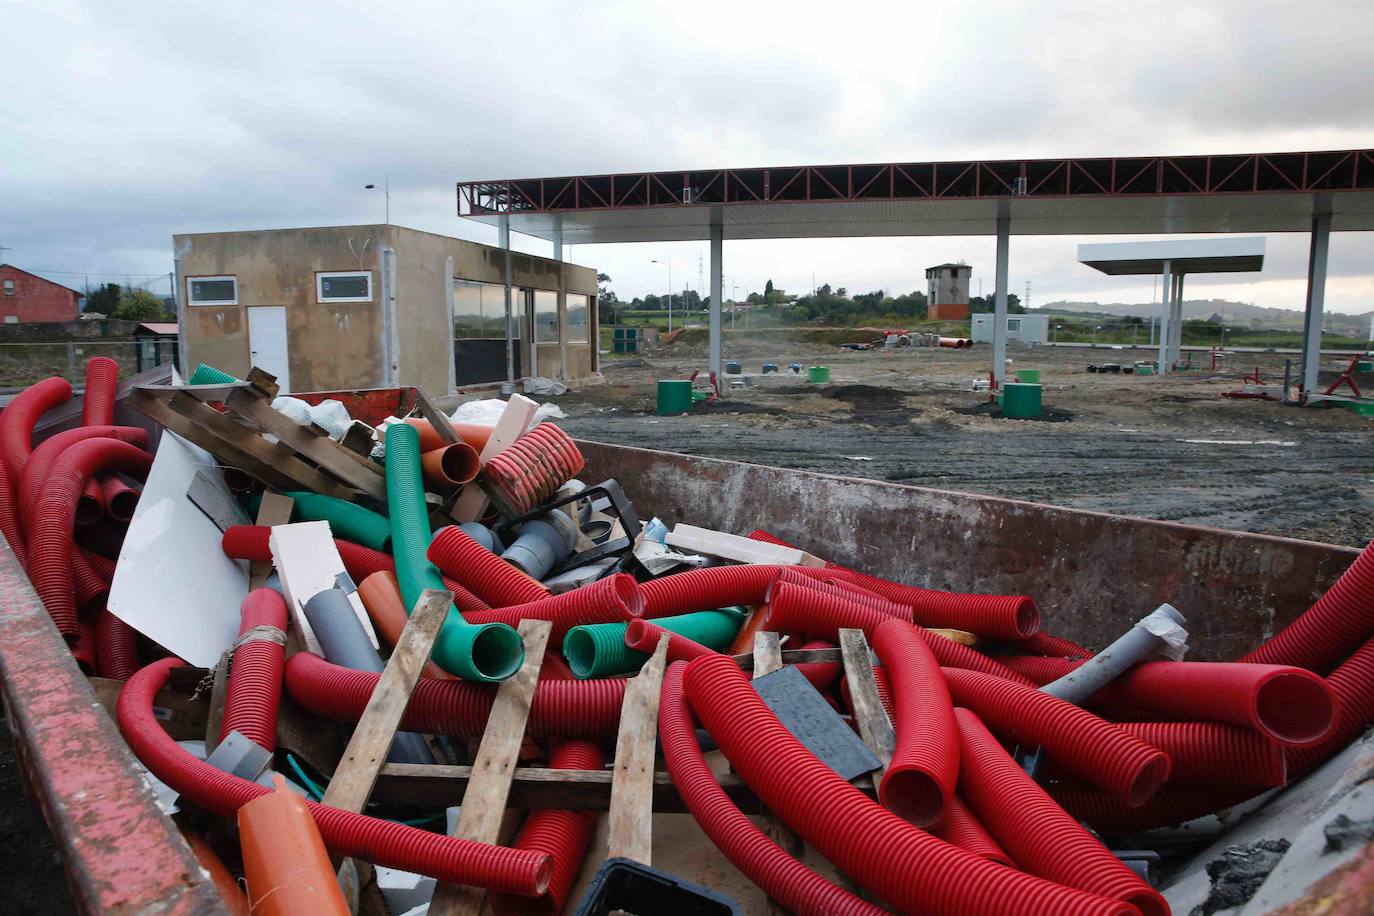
1039,299 -> 1372,336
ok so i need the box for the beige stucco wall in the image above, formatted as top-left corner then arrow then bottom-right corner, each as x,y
174,224 -> 599,396
174,226 -> 389,392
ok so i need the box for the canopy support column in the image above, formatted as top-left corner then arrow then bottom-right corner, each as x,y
1157,260 -> 1172,375
500,214 -> 515,393
1300,211 -> 1332,400
709,217 -> 724,392
993,215 -> 1010,387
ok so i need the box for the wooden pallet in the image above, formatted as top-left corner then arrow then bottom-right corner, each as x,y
130,368 -> 387,503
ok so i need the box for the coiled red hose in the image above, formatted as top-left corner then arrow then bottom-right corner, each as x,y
221,526 -> 491,614
428,525 -> 549,607
770,567 -> 912,620
490,739 -> 604,916
747,529 -> 1040,639
994,655 -> 1336,747
220,589 -> 288,751
1241,541 -> 1374,675
1046,721 -> 1287,788
81,357 -> 120,426
285,652 -> 626,737
95,607 -> 139,680
766,581 -> 1035,684
18,426 -> 148,535
682,655 -> 1135,916
955,709 -> 1168,916
482,424 -> 585,516
29,438 -> 151,637
941,667 -> 1171,805
0,376 -> 71,483
935,796 -> 1013,867
461,574 -> 642,640
871,619 -> 958,828
659,663 -> 884,916
625,618 -> 714,662
118,658 -> 552,895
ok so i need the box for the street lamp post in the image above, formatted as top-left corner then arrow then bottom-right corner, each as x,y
1221,326 -> 1230,349
1052,324 -> 1061,345
364,175 -> 390,226
651,259 -> 673,333
1093,325 -> 1101,347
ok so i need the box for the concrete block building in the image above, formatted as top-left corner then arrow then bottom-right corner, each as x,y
926,263 -> 972,320
173,225 -> 598,394
0,265 -> 83,323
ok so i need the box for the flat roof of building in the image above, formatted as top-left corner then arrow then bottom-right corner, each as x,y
456,149 -> 1374,243
1078,237 -> 1266,275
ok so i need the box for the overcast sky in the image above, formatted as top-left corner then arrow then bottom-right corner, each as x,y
3,0 -> 1373,312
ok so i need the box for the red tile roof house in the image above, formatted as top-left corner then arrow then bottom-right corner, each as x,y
0,265 -> 84,324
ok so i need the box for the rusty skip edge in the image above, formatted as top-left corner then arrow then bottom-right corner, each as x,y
0,531 -> 229,915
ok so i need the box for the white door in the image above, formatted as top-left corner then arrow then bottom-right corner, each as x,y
247,307 -> 290,392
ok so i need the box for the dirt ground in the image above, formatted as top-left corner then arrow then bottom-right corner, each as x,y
558,333 -> 1374,547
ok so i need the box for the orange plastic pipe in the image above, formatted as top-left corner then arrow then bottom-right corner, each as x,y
177,816 -> 249,915
728,606 -> 768,656
357,571 -> 453,680
238,775 -> 350,916
421,442 -> 481,488
404,416 -> 493,452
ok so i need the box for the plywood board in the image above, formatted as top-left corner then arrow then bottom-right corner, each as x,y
269,521 -> 378,655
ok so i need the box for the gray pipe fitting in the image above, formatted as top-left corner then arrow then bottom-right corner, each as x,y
1039,603 -> 1189,706
501,515 -> 575,580
303,588 -> 433,765
458,522 -> 504,554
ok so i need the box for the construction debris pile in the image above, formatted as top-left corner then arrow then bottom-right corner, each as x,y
3,359 -> 1374,915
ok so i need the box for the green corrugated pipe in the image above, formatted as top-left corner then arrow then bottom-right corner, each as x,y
563,608 -> 744,679
384,423 -> 523,682
187,363 -> 241,385
286,491 -> 392,552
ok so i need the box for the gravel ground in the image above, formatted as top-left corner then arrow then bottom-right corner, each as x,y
557,334 -> 1374,547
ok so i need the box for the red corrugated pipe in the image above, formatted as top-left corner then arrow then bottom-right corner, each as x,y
794,639 -> 842,692
1049,783 -> 1265,836
625,618 -> 715,663
0,461 -> 23,565
941,667 -> 1171,805
118,657 -> 552,895
747,529 -> 1040,639
428,525 -> 550,608
82,356 -> 120,426
76,478 -> 105,526
221,525 -> 492,614
871,619 -> 958,828
935,796 -> 1013,867
1286,634 -> 1374,777
482,424 -> 584,516
490,739 -> 604,916
1044,721 -> 1287,788
73,548 -> 112,608
0,376 -> 71,484
18,426 -> 148,536
70,619 -> 97,672
95,607 -> 140,680
79,547 -> 117,581
955,708 -> 1169,916
29,438 -> 151,637
460,573 -> 642,640
681,655 -> 1136,916
660,662 -> 885,916
100,473 -> 141,523
769,566 -> 912,620
1014,630 -> 1091,658
220,588 -> 288,751
992,656 -> 1337,748
284,652 -> 626,737
642,564 -> 786,617
1241,540 -> 1374,675
765,581 -> 1035,684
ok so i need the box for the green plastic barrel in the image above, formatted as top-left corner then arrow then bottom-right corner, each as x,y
1136,364 -> 1155,376
1001,382 -> 1042,419
657,380 -> 693,415
1357,361 -> 1372,372
807,366 -> 830,383
1016,368 -> 1041,383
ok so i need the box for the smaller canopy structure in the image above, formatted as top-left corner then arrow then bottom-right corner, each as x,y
1078,237 -> 1265,373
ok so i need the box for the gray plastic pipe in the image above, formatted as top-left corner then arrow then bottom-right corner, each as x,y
302,588 -> 434,765
1039,603 -> 1189,706
501,511 -> 578,580
458,522 -> 504,554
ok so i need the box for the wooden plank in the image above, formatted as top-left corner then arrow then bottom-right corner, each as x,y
411,387 -> 460,446
666,523 -> 825,567
752,631 -> 804,912
839,628 -> 895,788
340,421 -> 377,459
451,394 -> 539,522
130,389 -> 303,494
250,492 -> 295,589
752,630 -> 783,677
607,636 -> 669,865
224,384 -> 387,501
427,619 -> 551,916
371,763 -> 825,812
203,651 -> 231,755
320,589 -> 451,814
88,675 -> 209,742
158,389 -> 362,499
